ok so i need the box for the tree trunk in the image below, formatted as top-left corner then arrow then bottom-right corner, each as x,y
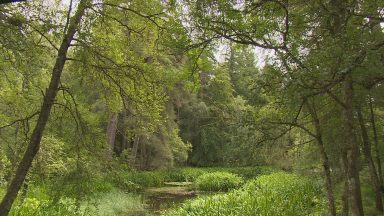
120,110 -> 128,151
305,100 -> 336,216
316,130 -> 337,216
369,97 -> 384,188
130,136 -> 140,166
343,74 -> 364,216
327,0 -> 364,213
328,0 -> 364,213
0,1 -> 89,214
140,141 -> 147,170
106,112 -> 118,153
341,157 -> 350,216
357,107 -> 383,211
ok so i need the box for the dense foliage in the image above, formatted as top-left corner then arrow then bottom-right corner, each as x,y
0,0 -> 383,215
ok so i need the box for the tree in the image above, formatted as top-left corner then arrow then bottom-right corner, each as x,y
0,0 -> 190,212
0,0 -> 90,214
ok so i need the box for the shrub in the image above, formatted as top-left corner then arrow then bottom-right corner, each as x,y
165,172 -> 326,216
194,172 -> 244,192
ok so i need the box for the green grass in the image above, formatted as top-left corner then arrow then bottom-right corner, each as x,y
87,191 -> 147,216
1,166 -> 276,215
165,166 -> 275,182
9,197 -> 89,216
194,172 -> 243,192
109,166 -> 275,191
7,190 -> 147,216
164,172 -> 327,216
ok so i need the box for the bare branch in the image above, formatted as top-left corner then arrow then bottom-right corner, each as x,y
0,111 -> 39,130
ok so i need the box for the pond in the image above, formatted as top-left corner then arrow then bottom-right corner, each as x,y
143,183 -> 197,215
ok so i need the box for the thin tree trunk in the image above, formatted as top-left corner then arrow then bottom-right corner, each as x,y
305,100 -> 336,216
369,97 -> 384,188
343,74 -> 364,216
120,110 -> 128,151
0,1 -> 89,214
130,136 -> 140,166
122,135 -> 128,151
106,112 -> 118,153
316,131 -> 337,216
357,107 -> 383,211
141,141 -> 147,170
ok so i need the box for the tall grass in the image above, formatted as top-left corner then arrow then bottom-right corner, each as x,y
194,172 -> 243,192
164,172 -> 326,216
88,191 -> 147,216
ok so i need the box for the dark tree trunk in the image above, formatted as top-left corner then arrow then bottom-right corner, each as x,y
130,136 -> 140,166
357,107 -> 383,212
106,112 -> 118,153
0,1 -> 88,214
305,100 -> 336,216
329,0 -> 364,213
341,156 -> 350,216
316,129 -> 337,216
120,110 -> 128,151
122,135 -> 128,151
343,74 -> 364,216
328,0 -> 364,213
369,97 -> 384,188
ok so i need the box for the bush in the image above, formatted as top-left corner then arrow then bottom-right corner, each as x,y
194,172 -> 244,192
165,172 -> 326,216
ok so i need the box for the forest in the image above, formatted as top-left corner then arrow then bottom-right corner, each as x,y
0,0 -> 383,215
